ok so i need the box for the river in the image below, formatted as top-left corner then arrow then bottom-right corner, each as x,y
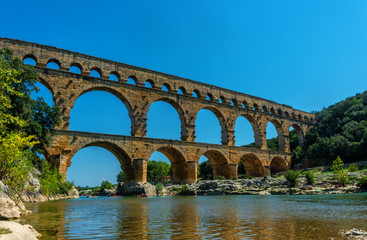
20,194 -> 367,239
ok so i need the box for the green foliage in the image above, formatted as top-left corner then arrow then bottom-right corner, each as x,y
180,184 -> 189,194
357,176 -> 367,190
348,164 -> 359,172
100,180 -> 113,191
331,156 -> 349,186
262,176 -> 268,181
231,177 -> 237,180
216,175 -> 226,180
116,171 -> 124,183
285,170 -> 300,187
40,161 -> 72,196
156,182 -> 164,193
147,160 -> 172,182
305,171 -> 315,185
198,160 -> 213,180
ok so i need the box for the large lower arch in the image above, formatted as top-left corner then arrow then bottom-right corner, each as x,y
62,141 -> 135,184
270,156 -> 288,174
202,150 -> 232,179
147,98 -> 187,140
240,153 -> 268,177
152,146 -> 193,184
195,106 -> 228,145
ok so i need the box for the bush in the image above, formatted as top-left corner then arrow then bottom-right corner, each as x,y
180,184 -> 189,194
348,164 -> 359,172
231,177 -> 237,180
305,171 -> 315,185
331,156 -> 349,186
358,176 -> 367,190
156,182 -> 163,193
216,176 -> 226,180
285,170 -> 300,187
100,180 -> 113,191
262,176 -> 268,181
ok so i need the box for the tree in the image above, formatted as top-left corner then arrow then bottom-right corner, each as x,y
147,160 -> 172,182
116,171 -> 124,183
198,160 -> 213,180
331,156 -> 349,186
100,180 -> 113,191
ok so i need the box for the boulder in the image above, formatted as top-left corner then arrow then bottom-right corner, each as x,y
0,221 -> 41,240
0,192 -> 20,219
117,182 -> 157,197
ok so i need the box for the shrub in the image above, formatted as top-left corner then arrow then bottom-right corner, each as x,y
331,156 -> 349,186
348,164 -> 359,172
262,176 -> 268,181
285,170 -> 300,187
100,180 -> 113,191
180,184 -> 189,194
216,176 -> 226,180
358,176 -> 367,190
305,171 -> 315,185
156,182 -> 163,193
231,177 -> 238,180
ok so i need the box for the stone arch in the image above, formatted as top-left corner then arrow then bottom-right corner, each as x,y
23,53 -> 37,64
162,83 -> 171,92
231,99 -> 238,106
235,114 -> 262,148
145,79 -> 155,88
201,150 -> 231,179
219,96 -> 226,104
148,97 -> 187,140
90,67 -> 102,78
47,58 -> 61,70
240,153 -> 267,177
277,109 -> 283,116
177,86 -> 186,95
152,146 -> 190,183
67,141 -> 135,183
109,71 -> 120,81
262,106 -> 268,112
206,93 -> 214,101
270,156 -> 288,174
38,76 -> 56,105
69,62 -> 83,74
192,89 -> 201,98
290,123 -> 304,146
127,75 -> 138,85
73,86 -> 134,133
284,111 -> 290,118
242,101 -> 249,108
253,103 -> 259,111
195,106 -> 228,144
267,119 -> 286,151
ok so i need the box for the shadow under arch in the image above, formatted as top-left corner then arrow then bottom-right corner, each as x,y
195,106 -> 228,144
202,150 -> 231,179
73,86 -> 134,133
267,119 -> 286,151
68,141 -> 135,183
240,153 -> 267,177
290,123 -> 304,147
270,156 -> 288,174
152,146 -> 190,184
235,114 -> 262,148
148,97 -> 187,140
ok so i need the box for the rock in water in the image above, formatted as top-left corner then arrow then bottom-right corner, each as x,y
117,182 -> 157,197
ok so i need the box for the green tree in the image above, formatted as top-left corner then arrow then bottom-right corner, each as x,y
116,171 -> 124,183
147,160 -> 172,182
331,156 -> 349,186
100,180 -> 113,191
198,160 -> 213,180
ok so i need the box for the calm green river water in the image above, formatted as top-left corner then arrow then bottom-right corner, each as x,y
20,194 -> 367,239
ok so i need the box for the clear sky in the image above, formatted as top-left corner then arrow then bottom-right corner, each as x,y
3,0 -> 367,186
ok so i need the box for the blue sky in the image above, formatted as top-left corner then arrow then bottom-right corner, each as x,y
3,0 -> 367,186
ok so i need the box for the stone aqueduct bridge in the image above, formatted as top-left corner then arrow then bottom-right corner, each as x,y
0,38 -> 315,184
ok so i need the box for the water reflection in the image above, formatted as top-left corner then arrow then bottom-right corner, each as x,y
21,194 -> 367,239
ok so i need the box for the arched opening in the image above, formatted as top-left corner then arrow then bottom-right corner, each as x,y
109,72 -> 119,81
266,121 -> 279,151
145,79 -> 154,88
147,151 -> 173,183
23,55 -> 37,66
219,96 -> 226,104
177,86 -> 186,95
270,156 -> 288,174
192,89 -> 200,98
147,99 -> 184,140
127,76 -> 137,85
67,144 -> 134,187
201,150 -> 231,179
30,82 -> 54,107
161,83 -> 171,92
253,104 -> 259,111
149,147 -> 189,184
231,99 -> 237,106
277,109 -> 283,116
240,153 -> 266,177
69,66 -> 82,74
70,90 -> 131,135
234,115 -> 256,147
89,68 -> 101,78
289,124 -> 304,150
47,59 -> 60,70
206,93 -> 214,101
242,101 -> 248,109
262,106 -> 268,112
195,107 -> 225,144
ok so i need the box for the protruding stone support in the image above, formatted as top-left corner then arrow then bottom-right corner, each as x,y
228,163 -> 238,179
259,130 -> 268,150
186,161 -> 198,183
181,124 -> 196,142
284,133 -> 291,153
133,159 -> 148,183
222,130 -> 235,146
131,117 -> 147,137
49,154 -> 69,177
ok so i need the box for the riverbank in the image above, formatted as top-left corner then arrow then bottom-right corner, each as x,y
158,169 -> 367,196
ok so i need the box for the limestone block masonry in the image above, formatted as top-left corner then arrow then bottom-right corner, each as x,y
0,38 -> 315,184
